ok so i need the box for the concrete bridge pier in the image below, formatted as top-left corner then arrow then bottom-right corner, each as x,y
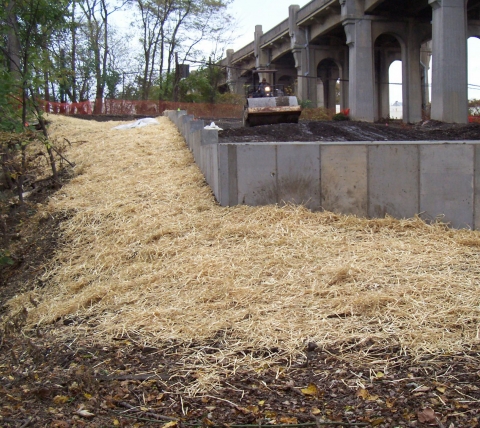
374,47 -> 398,120
289,5 -> 318,106
317,58 -> 340,111
402,23 -> 424,123
226,50 -> 248,94
429,0 -> 468,123
420,42 -> 432,115
343,17 -> 376,122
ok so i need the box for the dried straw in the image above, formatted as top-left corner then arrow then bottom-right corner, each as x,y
5,114 -> 480,394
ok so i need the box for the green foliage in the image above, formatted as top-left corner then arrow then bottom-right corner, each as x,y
0,250 -> 14,266
177,63 -> 224,103
299,99 -> 313,109
0,67 -> 23,132
105,67 -> 121,99
332,112 -> 349,121
468,99 -> 480,116
149,72 -> 175,101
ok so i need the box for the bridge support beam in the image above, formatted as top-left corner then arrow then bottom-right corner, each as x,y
429,0 -> 468,123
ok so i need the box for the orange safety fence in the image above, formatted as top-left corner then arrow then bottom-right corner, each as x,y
41,99 -> 243,119
41,100 -> 480,123
43,100 -> 93,115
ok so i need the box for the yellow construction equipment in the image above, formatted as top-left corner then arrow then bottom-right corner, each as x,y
243,70 -> 302,127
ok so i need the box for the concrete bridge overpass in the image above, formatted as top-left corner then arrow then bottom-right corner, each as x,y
220,0 -> 480,123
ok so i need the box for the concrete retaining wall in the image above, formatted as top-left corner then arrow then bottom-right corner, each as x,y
165,110 -> 480,230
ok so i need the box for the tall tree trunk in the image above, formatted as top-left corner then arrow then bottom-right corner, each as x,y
5,1 -> 22,79
71,0 -> 78,103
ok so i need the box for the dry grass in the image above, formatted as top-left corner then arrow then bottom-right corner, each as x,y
5,114 -> 480,394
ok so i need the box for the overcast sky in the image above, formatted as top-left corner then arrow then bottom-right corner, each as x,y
227,0 -> 480,101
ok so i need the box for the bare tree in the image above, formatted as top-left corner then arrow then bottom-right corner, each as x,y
77,0 -> 129,112
132,0 -> 234,100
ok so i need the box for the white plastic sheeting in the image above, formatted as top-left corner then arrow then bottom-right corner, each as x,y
204,122 -> 223,130
112,118 -> 160,130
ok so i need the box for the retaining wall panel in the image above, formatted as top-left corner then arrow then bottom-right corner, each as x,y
277,145 -> 321,210
218,144 -> 238,206
320,145 -> 368,216
420,145 -> 474,229
368,145 -> 419,219
212,143 -> 219,200
236,145 -> 277,206
475,145 -> 480,230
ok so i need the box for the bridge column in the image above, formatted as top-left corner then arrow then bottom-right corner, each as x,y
402,24 -> 423,123
429,0 -> 468,123
341,50 -> 349,112
226,49 -> 248,95
254,25 -> 269,71
343,18 -> 375,121
374,49 -> 392,120
420,41 -> 432,115
289,5 -> 317,106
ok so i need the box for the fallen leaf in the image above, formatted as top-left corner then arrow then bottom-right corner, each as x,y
53,395 -> 70,405
357,388 -> 379,401
51,421 -> 70,428
113,419 -> 120,426
414,385 -> 430,393
386,398 -> 395,408
357,389 -> 369,399
436,386 -> 446,394
245,405 -> 259,414
311,407 -> 321,415
162,422 -> 177,428
417,407 -> 436,424
76,408 -> 95,419
301,383 -> 319,396
376,372 -> 385,378
371,418 -> 385,426
279,417 -> 298,424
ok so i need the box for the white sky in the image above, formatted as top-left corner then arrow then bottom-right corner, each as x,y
228,0 -> 480,101
228,0 -> 312,51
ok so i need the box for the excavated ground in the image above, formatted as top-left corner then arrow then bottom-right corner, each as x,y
217,119 -> 480,142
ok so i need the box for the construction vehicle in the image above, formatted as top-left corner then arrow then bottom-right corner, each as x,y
243,70 -> 302,127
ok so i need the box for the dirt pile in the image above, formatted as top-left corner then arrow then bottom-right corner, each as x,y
219,120 -> 480,142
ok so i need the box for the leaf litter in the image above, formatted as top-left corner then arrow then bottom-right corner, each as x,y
1,114 -> 479,427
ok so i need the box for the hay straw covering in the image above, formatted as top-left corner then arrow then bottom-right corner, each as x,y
6,115 -> 480,393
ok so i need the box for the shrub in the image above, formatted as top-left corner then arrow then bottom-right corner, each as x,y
332,108 -> 350,121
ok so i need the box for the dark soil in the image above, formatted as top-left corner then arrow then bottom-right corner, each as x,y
219,120 -> 480,143
1,116 -> 480,427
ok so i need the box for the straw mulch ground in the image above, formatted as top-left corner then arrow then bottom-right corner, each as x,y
1,115 -> 480,426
